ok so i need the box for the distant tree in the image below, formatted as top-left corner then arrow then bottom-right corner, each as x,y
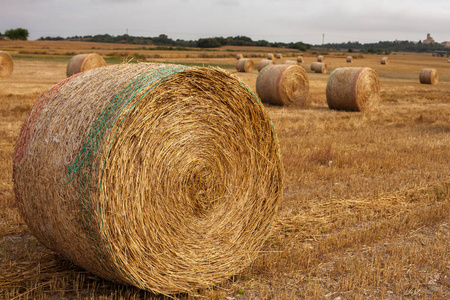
4,28 -> 29,40
197,38 -> 221,48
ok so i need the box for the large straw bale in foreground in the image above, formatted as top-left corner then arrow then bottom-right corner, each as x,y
326,67 -> 380,112
13,63 -> 282,295
0,50 -> 13,78
256,64 -> 309,106
257,59 -> 274,72
419,68 -> 439,85
66,53 -> 107,77
236,58 -> 254,72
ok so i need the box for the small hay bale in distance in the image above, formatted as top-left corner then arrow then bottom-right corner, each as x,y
257,59 -> 274,72
236,58 -> 254,72
275,53 -> 283,59
297,56 -> 304,63
236,53 -> 244,60
311,62 -> 327,73
13,63 -> 282,295
0,50 -> 14,78
317,55 -> 324,62
380,57 -> 389,65
346,56 -> 353,63
326,67 -> 380,112
267,53 -> 274,60
66,53 -> 107,77
419,68 -> 439,85
256,64 -> 309,106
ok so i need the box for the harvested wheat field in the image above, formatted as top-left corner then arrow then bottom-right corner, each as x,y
0,41 -> 449,299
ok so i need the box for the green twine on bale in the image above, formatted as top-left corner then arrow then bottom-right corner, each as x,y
66,65 -> 189,276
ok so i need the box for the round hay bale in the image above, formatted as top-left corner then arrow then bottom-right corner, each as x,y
66,53 -> 107,77
297,56 -> 304,63
419,68 -> 439,85
236,53 -> 244,60
311,62 -> 327,73
0,50 -> 14,78
267,53 -> 274,60
13,63 -> 282,295
257,59 -> 274,72
275,53 -> 283,59
346,56 -> 353,63
310,62 -> 319,71
282,60 -> 297,65
326,67 -> 380,112
448,59 -> 450,63
317,55 -> 324,62
236,58 -> 254,72
256,64 -> 309,106
380,57 -> 389,65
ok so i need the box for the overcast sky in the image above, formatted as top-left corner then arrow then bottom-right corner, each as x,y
1,0 -> 449,45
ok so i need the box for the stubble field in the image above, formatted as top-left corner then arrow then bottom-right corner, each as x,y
0,40 -> 449,299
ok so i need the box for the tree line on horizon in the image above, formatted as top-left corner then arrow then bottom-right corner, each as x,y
1,28 -> 448,55
38,33 -> 450,54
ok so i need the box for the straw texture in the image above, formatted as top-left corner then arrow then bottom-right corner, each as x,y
381,57 -> 389,65
256,64 -> 309,106
346,56 -> 353,63
419,68 -> 439,85
257,59 -> 274,72
317,55 -> 324,62
236,58 -> 254,72
66,53 -> 107,77
0,50 -> 13,78
13,63 -> 283,295
326,67 -> 380,112
267,53 -> 274,60
297,56 -> 304,63
311,62 -> 327,73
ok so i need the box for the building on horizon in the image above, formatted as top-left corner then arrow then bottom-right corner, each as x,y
423,33 -> 436,44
